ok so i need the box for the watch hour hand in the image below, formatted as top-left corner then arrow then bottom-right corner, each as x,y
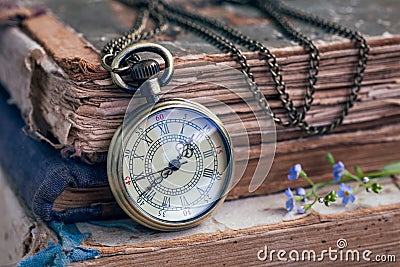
141,161 -> 188,194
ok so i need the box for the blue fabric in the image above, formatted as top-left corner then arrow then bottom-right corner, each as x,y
0,84 -> 115,223
18,242 -> 62,267
18,222 -> 100,267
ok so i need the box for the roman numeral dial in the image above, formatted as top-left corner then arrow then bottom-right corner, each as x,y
115,101 -> 233,230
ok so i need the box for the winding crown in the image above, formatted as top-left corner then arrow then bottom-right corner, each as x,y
130,59 -> 161,81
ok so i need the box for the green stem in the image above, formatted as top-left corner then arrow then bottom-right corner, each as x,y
314,175 -> 355,189
364,170 -> 400,178
343,170 -> 361,182
305,196 -> 318,210
300,167 -> 397,210
304,174 -> 360,209
303,175 -> 315,187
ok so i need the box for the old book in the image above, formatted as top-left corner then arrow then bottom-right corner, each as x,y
0,0 -> 399,202
0,86 -> 125,223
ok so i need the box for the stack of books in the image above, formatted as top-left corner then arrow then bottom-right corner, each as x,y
1,0 -> 400,222
0,1 -> 400,264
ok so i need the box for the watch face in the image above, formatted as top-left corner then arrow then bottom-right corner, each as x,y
108,99 -> 233,230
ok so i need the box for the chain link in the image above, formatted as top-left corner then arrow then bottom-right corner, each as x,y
105,0 -> 369,135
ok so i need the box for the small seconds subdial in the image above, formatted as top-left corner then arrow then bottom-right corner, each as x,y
121,104 -> 232,224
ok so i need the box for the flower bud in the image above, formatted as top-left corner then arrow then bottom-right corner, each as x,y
325,153 -> 335,165
297,206 -> 305,214
362,177 -> 369,184
371,183 -> 383,193
296,187 -> 306,196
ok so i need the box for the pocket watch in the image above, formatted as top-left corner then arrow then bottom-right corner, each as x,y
106,43 -> 234,231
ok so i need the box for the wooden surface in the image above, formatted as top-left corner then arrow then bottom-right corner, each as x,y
71,177 -> 400,266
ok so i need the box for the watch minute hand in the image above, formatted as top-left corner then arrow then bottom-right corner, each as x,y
140,161 -> 188,196
176,137 -> 194,160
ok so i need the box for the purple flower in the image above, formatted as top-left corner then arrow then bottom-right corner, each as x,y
337,183 -> 355,206
297,206 -> 305,214
285,188 -> 295,212
288,164 -> 302,180
362,177 -> 369,184
296,187 -> 306,196
296,187 -> 308,202
333,161 -> 345,182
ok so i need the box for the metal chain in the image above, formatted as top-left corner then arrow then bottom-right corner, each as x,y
102,8 -> 149,57
105,0 -> 369,135
272,0 -> 370,134
253,0 -> 321,127
160,0 -> 321,128
101,5 -> 168,71
159,1 -> 295,127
